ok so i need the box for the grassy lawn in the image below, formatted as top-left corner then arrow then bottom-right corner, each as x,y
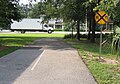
0,33 -> 65,57
64,38 -> 120,84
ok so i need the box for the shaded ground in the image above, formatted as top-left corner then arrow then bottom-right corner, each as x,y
0,46 -> 8,51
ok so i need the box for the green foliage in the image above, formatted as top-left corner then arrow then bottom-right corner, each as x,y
29,0 -> 87,23
63,21 -> 76,31
64,33 -> 110,39
0,0 -> 22,28
29,2 -> 46,18
64,34 -> 77,39
94,0 -> 120,26
111,25 -> 120,57
0,47 -> 19,57
112,34 -> 120,57
114,25 -> 120,34
19,4 -> 30,18
28,1 -> 61,22
112,1 -> 120,26
29,0 -> 87,40
61,0 -> 86,22
64,34 -> 88,39
54,29 -> 63,31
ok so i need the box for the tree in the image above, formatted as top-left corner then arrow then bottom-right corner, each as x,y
94,0 -> 120,26
59,0 -> 86,40
29,0 -> 87,40
84,0 -> 98,42
0,0 -> 22,28
19,3 -> 30,18
110,0 -> 120,26
109,1 -> 120,58
28,0 -> 60,21
95,0 -> 120,57
29,2 -> 46,18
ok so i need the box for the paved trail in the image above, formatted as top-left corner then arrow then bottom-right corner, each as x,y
0,38 -> 97,84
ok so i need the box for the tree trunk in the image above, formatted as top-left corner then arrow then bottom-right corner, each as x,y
77,20 -> 80,40
90,12 -> 96,43
88,20 -> 92,40
71,26 -> 73,39
71,21 -> 75,39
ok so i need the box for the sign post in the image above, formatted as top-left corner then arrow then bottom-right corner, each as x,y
99,25 -> 103,57
95,11 -> 109,57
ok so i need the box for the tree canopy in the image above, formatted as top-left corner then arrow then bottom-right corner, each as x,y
29,2 -> 46,18
1,0 -> 120,41
29,0 -> 87,40
0,0 -> 22,28
28,0 -> 120,26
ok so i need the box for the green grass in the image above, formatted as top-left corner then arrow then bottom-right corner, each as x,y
0,33 -> 65,46
0,47 -> 19,57
0,33 -> 65,57
64,38 -> 120,84
88,61 -> 120,84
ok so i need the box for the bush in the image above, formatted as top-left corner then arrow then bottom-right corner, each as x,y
64,34 -> 88,39
64,34 -> 76,39
54,29 -> 63,31
64,33 -> 111,39
112,34 -> 120,57
63,28 -> 70,31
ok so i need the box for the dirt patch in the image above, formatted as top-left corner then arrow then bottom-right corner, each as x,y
0,46 -> 8,51
83,52 -> 119,65
96,57 -> 119,65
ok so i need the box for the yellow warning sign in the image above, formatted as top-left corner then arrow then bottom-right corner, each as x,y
95,11 -> 109,25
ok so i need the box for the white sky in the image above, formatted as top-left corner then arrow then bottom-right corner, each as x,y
19,0 -> 37,4
19,0 -> 29,4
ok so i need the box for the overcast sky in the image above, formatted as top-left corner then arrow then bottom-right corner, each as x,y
19,0 -> 28,4
19,0 -> 38,4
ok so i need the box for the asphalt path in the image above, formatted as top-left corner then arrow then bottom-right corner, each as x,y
0,48 -> 43,84
0,38 -> 97,84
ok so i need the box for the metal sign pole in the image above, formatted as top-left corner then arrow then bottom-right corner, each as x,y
95,10 -> 109,59
99,25 -> 103,57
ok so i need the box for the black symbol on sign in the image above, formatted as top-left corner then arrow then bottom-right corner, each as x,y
96,16 -> 99,19
97,13 -> 107,23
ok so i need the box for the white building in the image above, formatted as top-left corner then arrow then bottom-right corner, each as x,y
48,18 -> 63,30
